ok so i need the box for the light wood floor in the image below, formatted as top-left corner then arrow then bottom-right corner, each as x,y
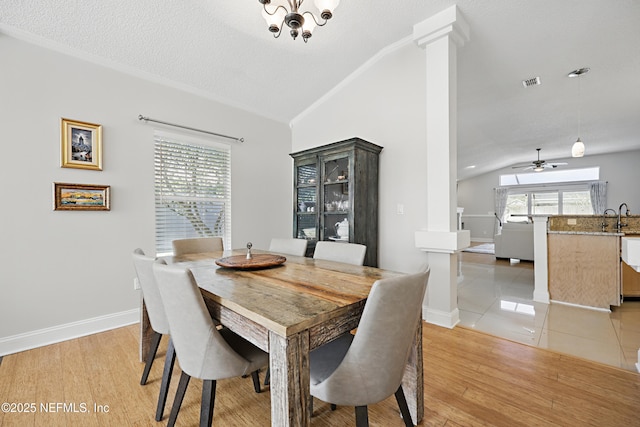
1,322 -> 639,427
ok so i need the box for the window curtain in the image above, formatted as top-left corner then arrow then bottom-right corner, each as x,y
494,187 -> 509,235
590,181 -> 607,214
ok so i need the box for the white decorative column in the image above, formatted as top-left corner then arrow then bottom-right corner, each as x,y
413,6 -> 470,328
532,216 -> 550,303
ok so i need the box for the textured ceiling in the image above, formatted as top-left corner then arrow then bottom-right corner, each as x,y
2,0 -> 639,179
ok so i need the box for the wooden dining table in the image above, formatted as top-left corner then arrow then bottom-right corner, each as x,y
140,248 -> 424,426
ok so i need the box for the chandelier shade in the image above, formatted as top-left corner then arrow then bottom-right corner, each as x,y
259,0 -> 340,42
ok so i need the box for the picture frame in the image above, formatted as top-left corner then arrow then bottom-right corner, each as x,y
61,118 -> 102,170
53,182 -> 111,211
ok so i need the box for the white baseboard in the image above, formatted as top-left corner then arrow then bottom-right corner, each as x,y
423,306 -> 460,329
0,308 -> 140,357
549,300 -> 611,313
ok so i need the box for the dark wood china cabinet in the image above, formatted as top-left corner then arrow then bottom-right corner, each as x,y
290,137 -> 382,267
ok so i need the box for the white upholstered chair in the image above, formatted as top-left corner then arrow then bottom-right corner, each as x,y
313,241 -> 367,266
268,237 -> 308,256
131,248 -> 175,421
152,262 -> 269,427
172,237 -> 223,256
309,270 -> 430,427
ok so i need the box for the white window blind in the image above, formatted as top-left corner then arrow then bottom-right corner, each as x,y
154,133 -> 231,255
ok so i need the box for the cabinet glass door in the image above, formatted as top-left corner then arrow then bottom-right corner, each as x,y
295,163 -> 318,241
322,156 -> 350,241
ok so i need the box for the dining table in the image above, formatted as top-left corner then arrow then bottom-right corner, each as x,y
139,248 -> 424,426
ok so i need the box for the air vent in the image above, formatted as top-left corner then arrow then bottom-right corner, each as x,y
522,76 -> 541,88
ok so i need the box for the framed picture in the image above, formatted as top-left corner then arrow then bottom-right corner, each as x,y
61,118 -> 102,170
53,183 -> 110,211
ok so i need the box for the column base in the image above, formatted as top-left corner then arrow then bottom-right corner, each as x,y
415,230 -> 470,253
423,306 -> 460,329
533,289 -> 550,304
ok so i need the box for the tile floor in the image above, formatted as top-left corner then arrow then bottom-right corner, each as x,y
457,249 -> 640,372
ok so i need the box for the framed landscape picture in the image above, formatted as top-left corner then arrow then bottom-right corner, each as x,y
53,183 -> 110,211
60,118 -> 103,170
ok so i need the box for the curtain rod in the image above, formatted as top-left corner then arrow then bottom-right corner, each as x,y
138,115 -> 244,143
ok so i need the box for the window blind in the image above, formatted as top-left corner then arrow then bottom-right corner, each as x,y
154,133 -> 231,255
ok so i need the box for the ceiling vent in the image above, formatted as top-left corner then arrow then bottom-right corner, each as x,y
522,76 -> 541,88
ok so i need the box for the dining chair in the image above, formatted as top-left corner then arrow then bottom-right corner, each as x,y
152,262 -> 269,427
313,241 -> 367,266
309,269 -> 430,427
172,237 -> 223,256
268,237 -> 308,256
131,248 -> 176,422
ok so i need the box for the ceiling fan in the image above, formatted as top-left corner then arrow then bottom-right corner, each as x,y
512,148 -> 568,172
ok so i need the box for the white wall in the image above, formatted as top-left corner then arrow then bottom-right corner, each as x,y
0,35 -> 291,352
292,41 -> 430,274
458,149 -> 640,239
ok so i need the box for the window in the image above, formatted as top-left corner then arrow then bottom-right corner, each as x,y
154,132 -> 231,255
562,190 -> 593,214
499,167 -> 599,222
531,191 -> 558,215
503,188 -> 592,222
499,167 -> 599,186
505,193 -> 528,222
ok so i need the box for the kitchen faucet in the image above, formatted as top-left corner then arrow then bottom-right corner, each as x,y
617,203 -> 631,233
601,208 -> 617,231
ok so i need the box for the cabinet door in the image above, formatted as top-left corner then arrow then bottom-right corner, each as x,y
622,262 -> 640,297
321,154 -> 351,242
294,161 -> 318,242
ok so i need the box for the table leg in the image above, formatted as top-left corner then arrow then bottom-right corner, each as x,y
140,297 -> 153,363
268,330 -> 311,426
402,320 -> 424,424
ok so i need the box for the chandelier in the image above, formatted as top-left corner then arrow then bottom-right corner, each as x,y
258,0 -> 340,42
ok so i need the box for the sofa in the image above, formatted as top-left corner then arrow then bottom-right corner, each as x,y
494,222 -> 534,261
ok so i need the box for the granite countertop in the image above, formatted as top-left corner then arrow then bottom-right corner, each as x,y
547,214 -> 640,235
547,230 -> 624,236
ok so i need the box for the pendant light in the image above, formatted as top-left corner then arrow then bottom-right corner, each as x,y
568,67 -> 590,157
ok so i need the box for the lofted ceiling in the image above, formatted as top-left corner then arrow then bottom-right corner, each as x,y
1,0 -> 639,180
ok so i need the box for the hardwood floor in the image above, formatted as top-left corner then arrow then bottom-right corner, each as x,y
1,323 -> 638,426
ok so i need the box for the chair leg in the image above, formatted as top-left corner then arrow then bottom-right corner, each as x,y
155,338 -> 176,421
355,406 -> 369,427
394,386 -> 414,427
251,370 -> 261,393
330,403 -> 337,411
264,367 -> 270,386
167,371 -> 191,427
140,331 -> 162,385
200,379 -> 217,427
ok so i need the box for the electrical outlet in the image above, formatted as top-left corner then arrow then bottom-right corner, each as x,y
568,218 -> 577,225
397,204 -> 404,215
133,277 -> 141,290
